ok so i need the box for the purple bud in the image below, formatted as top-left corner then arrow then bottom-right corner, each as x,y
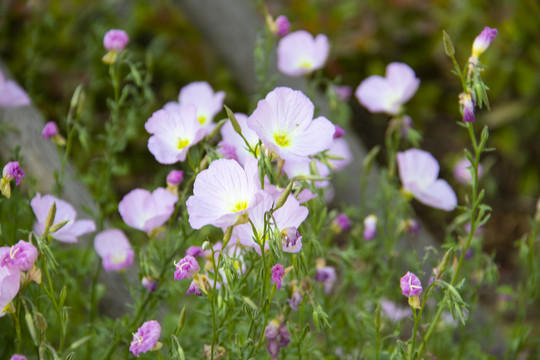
405,219 -> 420,235
275,16 -> 290,37
103,29 -> 129,51
333,213 -> 350,232
400,271 -> 423,297
288,287 -> 303,311
2,161 -> 24,186
173,255 -> 200,280
400,115 -> 413,138
10,355 -> 27,360
142,276 -> 158,292
217,142 -> 239,162
363,215 -> 377,241
459,93 -> 475,123
454,158 -> 483,185
42,122 -> 59,139
314,265 -> 336,294
472,27 -> 498,57
166,170 -> 184,186
271,264 -> 285,290
333,125 -> 345,139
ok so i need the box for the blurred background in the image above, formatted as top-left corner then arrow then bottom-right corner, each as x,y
1,0 -> 539,275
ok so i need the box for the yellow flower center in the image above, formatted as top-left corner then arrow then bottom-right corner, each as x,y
177,138 -> 190,149
273,131 -> 291,147
197,115 -> 207,125
299,60 -> 313,70
111,254 -> 126,265
232,201 -> 248,212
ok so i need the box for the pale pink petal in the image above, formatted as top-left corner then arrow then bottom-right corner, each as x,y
273,195 -> 308,230
397,149 -> 439,191
0,74 -> 31,108
277,31 -> 329,76
416,179 -> 457,211
386,62 -> 420,107
287,116 -> 335,158
0,266 -> 20,317
355,76 -> 396,114
95,229 -> 134,272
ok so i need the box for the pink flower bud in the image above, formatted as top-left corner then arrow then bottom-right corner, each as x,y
42,122 -> 59,139
173,255 -> 200,280
166,170 -> 184,186
333,125 -> 345,139
2,161 -> 24,186
103,29 -> 129,51
472,27 -> 497,58
275,15 -> 290,37
459,93 -> 475,123
271,264 -> 285,290
363,215 -> 377,241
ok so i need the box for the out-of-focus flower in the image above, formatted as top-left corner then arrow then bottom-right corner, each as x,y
363,215 -> 378,241
129,320 -> 162,357
265,318 -> 291,360
10,355 -> 27,360
94,229 -> 134,272
118,188 -> 177,234
186,158 -> 263,229
219,113 -> 259,166
145,104 -> 205,164
275,15 -> 290,37
288,283 -> 303,311
1,161 -> 24,198
0,240 -> 38,272
186,280 -> 202,296
166,170 -> 184,186
400,271 -> 423,297
248,87 -> 335,162
282,227 -> 303,253
102,29 -> 129,64
397,149 -> 457,211
31,193 -> 96,243
314,259 -> 336,294
380,299 -> 410,322
404,219 -> 420,235
142,277 -> 158,293
174,81 -> 225,134
186,246 -> 205,258
0,71 -> 31,108
173,255 -> 200,280
459,93 -> 475,123
332,213 -> 351,233
277,30 -> 329,76
471,27 -> 498,59
103,29 -> 129,51
333,85 -> 352,102
271,264 -> 285,290
453,157 -> 483,185
355,62 -> 420,115
0,266 -> 20,317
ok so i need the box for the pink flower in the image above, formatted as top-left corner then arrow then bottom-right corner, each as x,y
314,264 -> 336,294
271,264 -> 285,290
453,157 -> 483,185
397,149 -> 457,211
277,31 -> 329,76
400,271 -> 423,297
94,229 -> 134,272
332,213 -> 351,232
185,246 -> 205,258
355,62 -> 420,115
103,29 -> 129,51
186,158 -> 263,229
0,71 -> 31,108
472,27 -> 498,58
282,160 -> 330,188
145,104 -> 205,164
248,87 -> 335,162
363,215 -> 377,241
173,255 -> 200,280
219,113 -> 259,166
42,121 -> 59,139
0,266 -> 20,317
31,193 -> 96,243
186,280 -> 202,296
2,161 -> 24,186
275,15 -> 290,37
129,320 -> 161,357
176,81 -> 225,134
0,240 -> 38,272
381,299 -> 410,322
281,227 -> 302,253
10,355 -> 27,360
459,93 -> 475,123
142,277 -> 158,292
119,188 -> 177,233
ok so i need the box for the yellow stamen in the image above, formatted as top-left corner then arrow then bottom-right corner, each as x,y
232,201 -> 248,212
299,60 -> 313,70
197,115 -> 207,125
177,138 -> 189,149
273,131 -> 291,147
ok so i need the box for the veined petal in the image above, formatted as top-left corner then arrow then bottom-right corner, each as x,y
416,179 -> 457,211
